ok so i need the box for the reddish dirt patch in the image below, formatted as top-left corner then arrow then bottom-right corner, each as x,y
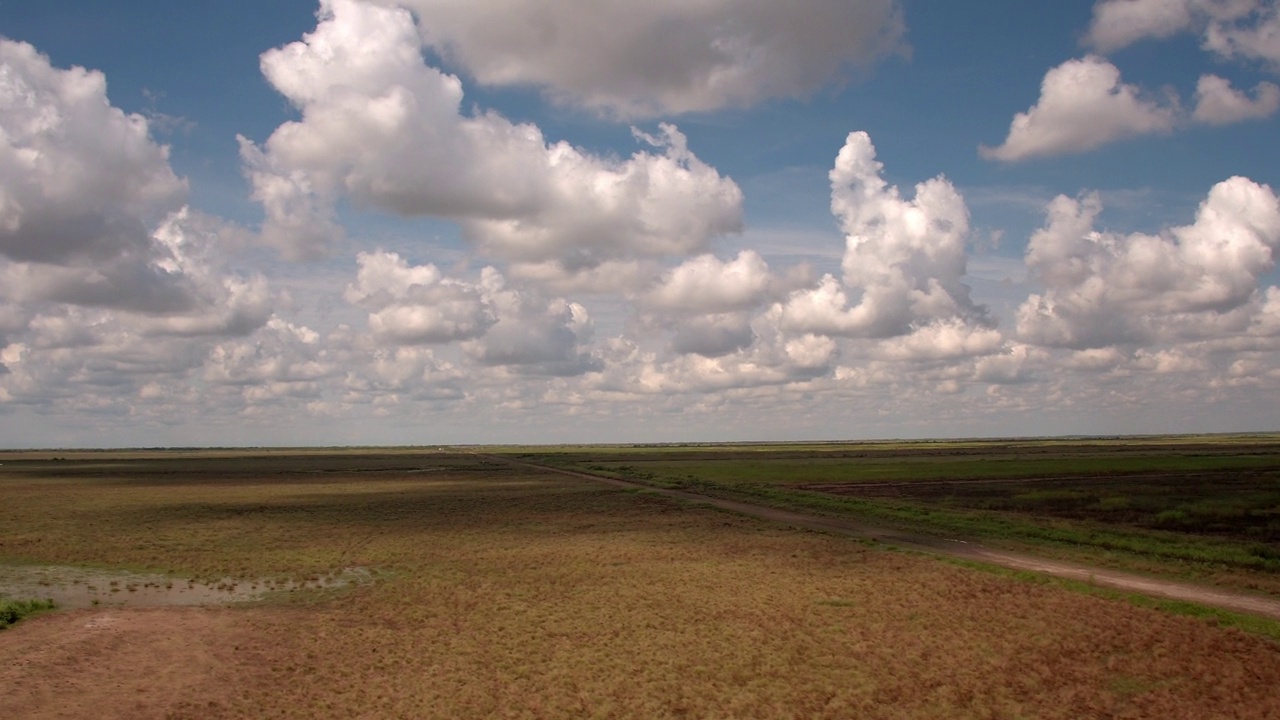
0,607 -> 267,719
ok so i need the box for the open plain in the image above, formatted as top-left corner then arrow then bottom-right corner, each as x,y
3,441 -> 1280,718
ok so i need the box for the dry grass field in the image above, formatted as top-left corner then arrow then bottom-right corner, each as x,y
3,450 -> 1280,718
539,437 -> 1280,595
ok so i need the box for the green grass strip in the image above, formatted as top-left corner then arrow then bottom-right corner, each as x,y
0,597 -> 56,629
938,556 -> 1280,643
652,478 -> 1280,573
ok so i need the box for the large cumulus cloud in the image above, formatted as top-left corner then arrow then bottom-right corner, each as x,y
0,38 -> 281,428
382,0 -> 906,118
1017,176 -> 1280,348
780,131 -> 990,343
0,40 -> 185,265
636,251 -> 784,357
242,0 -> 743,281
0,39 -> 272,333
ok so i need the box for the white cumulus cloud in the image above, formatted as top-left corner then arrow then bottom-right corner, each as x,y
242,0 -> 743,278
1205,3 -> 1280,66
781,131 -> 989,339
876,320 -> 1005,362
0,41 -> 272,336
204,318 -> 333,388
1086,0 -> 1202,52
1192,73 -> 1280,123
343,250 -> 599,375
345,251 -> 494,345
0,40 -> 186,264
642,251 -> 773,314
343,346 -> 464,402
1087,0 -> 1280,68
981,56 -> 1178,162
1017,176 -> 1280,348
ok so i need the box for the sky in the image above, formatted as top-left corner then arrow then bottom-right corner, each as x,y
1,0 -> 1279,447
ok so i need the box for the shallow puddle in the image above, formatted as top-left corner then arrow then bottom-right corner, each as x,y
0,564 -> 372,609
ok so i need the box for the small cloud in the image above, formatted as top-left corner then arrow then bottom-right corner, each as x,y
981,56 -> 1177,162
1084,0 -> 1198,53
140,89 -> 196,136
1192,74 -> 1280,124
1086,0 -> 1280,70
345,251 -> 495,345
642,251 -> 774,314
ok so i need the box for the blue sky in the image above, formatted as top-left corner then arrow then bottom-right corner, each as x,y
1,0 -> 1279,446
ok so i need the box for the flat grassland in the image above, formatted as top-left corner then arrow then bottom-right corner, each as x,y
2,445 -> 1280,718
533,435 -> 1280,595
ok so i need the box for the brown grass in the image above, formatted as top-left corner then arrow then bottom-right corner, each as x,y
2,452 -> 1280,718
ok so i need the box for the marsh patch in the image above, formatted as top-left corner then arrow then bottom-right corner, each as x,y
0,563 -> 373,609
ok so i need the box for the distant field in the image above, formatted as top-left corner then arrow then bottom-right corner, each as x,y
518,435 -> 1280,592
3,447 -> 1280,718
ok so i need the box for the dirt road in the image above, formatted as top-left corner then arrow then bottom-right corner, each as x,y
489,455 -> 1280,622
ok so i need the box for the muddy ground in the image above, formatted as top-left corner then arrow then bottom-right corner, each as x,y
0,607 -> 268,719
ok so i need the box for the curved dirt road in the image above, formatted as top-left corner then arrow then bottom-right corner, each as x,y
489,455 -> 1280,622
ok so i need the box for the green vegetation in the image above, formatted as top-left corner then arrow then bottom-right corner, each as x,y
0,597 -> 55,629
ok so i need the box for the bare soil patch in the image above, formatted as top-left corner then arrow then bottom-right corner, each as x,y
0,606 -> 271,720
